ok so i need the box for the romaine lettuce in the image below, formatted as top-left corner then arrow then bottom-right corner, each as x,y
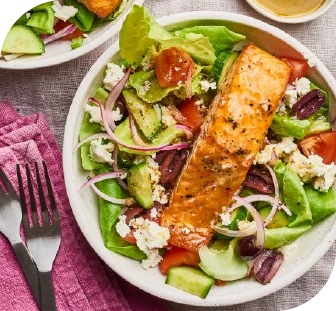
274,160 -> 286,188
283,165 -> 312,227
173,26 -> 245,55
26,2 -> 55,34
65,0 -> 95,31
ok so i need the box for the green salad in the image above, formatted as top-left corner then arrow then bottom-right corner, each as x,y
75,5 -> 336,299
1,0 -> 127,60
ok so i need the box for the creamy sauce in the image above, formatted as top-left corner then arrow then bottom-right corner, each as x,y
254,0 -> 325,17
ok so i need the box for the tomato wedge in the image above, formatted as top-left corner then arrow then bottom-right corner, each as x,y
178,97 -> 203,132
155,47 -> 196,88
300,131 -> 336,164
159,247 -> 200,275
53,20 -> 85,40
122,229 -> 137,244
279,57 -> 308,84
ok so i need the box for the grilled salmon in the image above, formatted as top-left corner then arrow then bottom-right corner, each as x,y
160,44 -> 291,252
77,0 -> 122,18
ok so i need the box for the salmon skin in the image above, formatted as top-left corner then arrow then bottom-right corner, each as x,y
160,44 -> 291,252
77,0 -> 122,18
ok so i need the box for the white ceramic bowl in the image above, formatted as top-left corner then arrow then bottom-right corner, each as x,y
63,11 -> 336,306
0,0 -> 144,70
246,0 -> 336,24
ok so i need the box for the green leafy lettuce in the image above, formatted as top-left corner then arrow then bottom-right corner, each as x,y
283,165 -> 312,227
96,168 -> 146,260
65,0 -> 95,31
274,160 -> 286,188
173,26 -> 245,55
26,2 -> 55,34
104,0 -> 128,20
71,38 -> 84,50
199,239 -> 248,281
304,185 -> 336,223
119,5 -> 216,66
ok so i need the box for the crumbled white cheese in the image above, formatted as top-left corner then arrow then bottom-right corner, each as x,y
51,1 -> 78,21
152,184 -> 168,204
139,80 -> 152,95
104,63 -> 125,91
26,12 -> 31,19
254,137 -> 298,165
220,212 -> 231,226
294,77 -> 311,97
289,151 -> 336,192
85,104 -> 102,124
195,98 -> 204,106
150,208 -> 158,218
116,215 -> 130,238
141,45 -> 158,71
306,55 -> 318,68
90,139 -> 114,164
83,34 -> 89,38
238,220 -> 256,231
133,156 -> 160,186
111,107 -> 123,121
181,228 -> 190,234
130,217 -> 170,269
282,89 -> 298,109
280,243 -> 298,259
177,81 -> 183,86
161,106 -> 177,127
200,80 -> 217,92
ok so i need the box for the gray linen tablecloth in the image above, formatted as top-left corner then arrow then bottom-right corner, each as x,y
0,0 -> 335,310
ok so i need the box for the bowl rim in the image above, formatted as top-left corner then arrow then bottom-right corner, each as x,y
63,11 -> 336,306
245,0 -> 336,24
0,0 -> 145,70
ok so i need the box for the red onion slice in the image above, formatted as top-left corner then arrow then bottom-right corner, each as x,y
169,105 -> 192,127
81,172 -> 127,189
42,24 -> 77,45
91,184 -> 133,205
185,64 -> 192,99
112,144 -> 129,191
129,115 -> 147,146
264,165 -> 280,227
73,133 -> 111,152
175,125 -> 193,140
105,69 -> 130,131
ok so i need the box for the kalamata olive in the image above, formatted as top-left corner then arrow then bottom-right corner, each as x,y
154,151 -> 169,164
290,89 -> 325,120
244,166 -> 275,194
124,206 -> 144,223
253,249 -> 284,285
115,95 -> 128,125
236,235 -> 263,261
160,149 -> 188,184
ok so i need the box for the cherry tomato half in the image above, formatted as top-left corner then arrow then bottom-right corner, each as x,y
300,131 -> 336,165
280,57 -> 308,84
178,97 -> 203,132
54,20 -> 85,40
122,229 -> 137,244
155,47 -> 196,88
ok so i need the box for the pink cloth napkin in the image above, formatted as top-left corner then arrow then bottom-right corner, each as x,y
0,101 -> 170,311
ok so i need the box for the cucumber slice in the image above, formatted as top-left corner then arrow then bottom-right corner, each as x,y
166,266 -> 214,299
127,163 -> 154,208
122,90 -> 162,141
307,115 -> 331,136
211,51 -> 239,88
2,25 -> 45,54
259,206 -> 292,229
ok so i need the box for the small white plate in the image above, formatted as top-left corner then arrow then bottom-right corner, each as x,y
0,0 -> 145,70
63,11 -> 336,306
246,0 -> 336,24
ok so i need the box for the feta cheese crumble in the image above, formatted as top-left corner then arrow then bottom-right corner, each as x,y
104,63 -> 125,91
238,220 -> 256,231
161,106 -> 177,127
116,215 -> 130,238
200,80 -> 217,92
294,77 -> 311,96
150,208 -> 158,218
52,1 -> 78,21
26,12 -> 31,19
111,107 -> 123,122
139,80 -> 152,95
152,184 -> 168,204
220,212 -> 231,226
90,139 -> 114,164
85,104 -> 102,124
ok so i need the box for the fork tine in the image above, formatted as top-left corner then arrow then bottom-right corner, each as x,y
16,165 -> 30,230
0,167 -> 17,197
42,161 -> 59,224
25,163 -> 39,227
35,162 -> 50,226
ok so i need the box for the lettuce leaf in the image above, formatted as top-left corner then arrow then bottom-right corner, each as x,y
264,225 -> 311,249
199,239 -> 248,281
26,2 -> 55,34
173,26 -> 245,55
96,168 -> 146,260
65,0 -> 95,31
119,5 -> 216,66
270,114 -> 312,139
274,160 -> 286,188
104,0 -> 127,20
304,185 -> 336,223
283,165 -> 312,227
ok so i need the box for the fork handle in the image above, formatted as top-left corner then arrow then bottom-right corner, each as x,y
13,242 -> 41,309
39,271 -> 57,311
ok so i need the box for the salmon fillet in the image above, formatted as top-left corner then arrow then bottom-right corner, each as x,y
160,44 -> 291,252
77,0 -> 122,18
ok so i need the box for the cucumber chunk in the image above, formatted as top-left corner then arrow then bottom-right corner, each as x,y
211,51 -> 239,88
307,115 -> 331,136
127,163 -> 153,208
122,90 -> 162,141
259,206 -> 292,229
166,266 -> 214,299
2,25 -> 45,54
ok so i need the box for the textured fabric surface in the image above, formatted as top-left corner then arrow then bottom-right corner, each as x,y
0,0 -> 335,310
0,102 -> 170,311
